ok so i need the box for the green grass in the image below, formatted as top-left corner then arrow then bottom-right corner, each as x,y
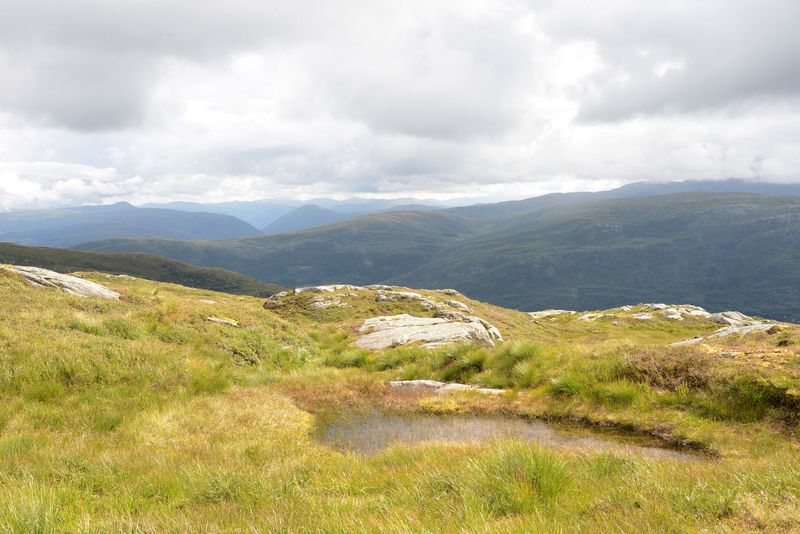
1,268 -> 800,531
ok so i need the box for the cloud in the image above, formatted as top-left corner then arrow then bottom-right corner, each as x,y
0,0 -> 799,209
537,0 -> 800,121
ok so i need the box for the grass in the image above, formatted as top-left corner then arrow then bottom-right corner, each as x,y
1,268 -> 800,531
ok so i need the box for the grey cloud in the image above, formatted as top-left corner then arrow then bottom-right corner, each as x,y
538,0 -> 800,121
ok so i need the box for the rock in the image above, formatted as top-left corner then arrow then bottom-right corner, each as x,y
709,311 -> 754,327
632,313 -> 653,320
366,284 -> 394,290
446,300 -> 472,312
388,379 -> 445,391
642,303 -> 669,310
206,316 -> 238,327
662,308 -> 684,321
621,305 -> 632,312
529,309 -> 576,320
437,289 -> 462,296
388,380 -> 506,395
198,299 -> 216,304
307,296 -> 346,311
355,313 -> 501,350
2,265 -> 120,300
670,321 -> 778,346
263,300 -> 285,310
670,337 -> 705,347
376,290 -> 424,302
579,313 -> 613,322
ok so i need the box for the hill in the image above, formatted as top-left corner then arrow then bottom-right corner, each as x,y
262,204 -> 351,234
0,269 -> 798,530
77,192 -> 800,320
78,210 -> 478,287
399,193 -> 800,320
0,202 -> 262,247
0,242 -> 283,296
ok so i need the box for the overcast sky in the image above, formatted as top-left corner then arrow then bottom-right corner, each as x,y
1,0 -> 799,209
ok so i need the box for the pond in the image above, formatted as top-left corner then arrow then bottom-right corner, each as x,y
314,411 -> 706,461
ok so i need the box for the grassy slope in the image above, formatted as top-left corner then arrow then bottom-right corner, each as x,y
78,193 -> 800,321
0,242 -> 284,297
1,270 -> 799,531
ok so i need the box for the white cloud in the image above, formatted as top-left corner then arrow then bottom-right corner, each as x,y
0,0 -> 798,209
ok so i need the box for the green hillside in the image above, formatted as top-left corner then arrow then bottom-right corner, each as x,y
0,242 -> 283,296
400,193 -> 800,320
1,269 -> 799,530
76,193 -> 800,320
79,210 -> 478,287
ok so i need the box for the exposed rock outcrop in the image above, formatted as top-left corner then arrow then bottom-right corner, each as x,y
446,300 -> 472,312
529,309 -> 576,320
206,316 -> 238,327
2,265 -> 120,300
670,310 -> 778,346
387,379 -> 505,395
355,313 -> 501,350
307,296 -> 346,311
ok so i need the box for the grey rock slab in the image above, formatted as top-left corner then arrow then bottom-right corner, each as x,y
3,265 -> 120,300
356,313 -> 500,350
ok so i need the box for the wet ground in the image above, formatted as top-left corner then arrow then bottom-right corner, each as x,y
314,411 -> 705,461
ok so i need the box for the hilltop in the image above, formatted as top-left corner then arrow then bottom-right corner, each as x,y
1,266 -> 799,531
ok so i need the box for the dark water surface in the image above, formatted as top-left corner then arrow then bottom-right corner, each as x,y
314,411 -> 705,461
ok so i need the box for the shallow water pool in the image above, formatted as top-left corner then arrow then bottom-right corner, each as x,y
314,411 -> 705,461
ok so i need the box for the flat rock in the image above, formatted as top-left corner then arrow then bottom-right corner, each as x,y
632,313 -> 653,320
446,300 -> 472,312
307,296 -> 346,311
3,265 -> 120,300
355,313 -> 500,350
206,316 -> 238,327
388,380 -> 506,395
376,290 -> 424,302
529,309 -> 576,320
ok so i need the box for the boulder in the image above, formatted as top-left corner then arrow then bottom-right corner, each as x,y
709,311 -> 753,327
2,265 -> 120,300
632,313 -> 653,320
446,300 -> 472,312
662,308 -> 684,321
355,313 -> 501,350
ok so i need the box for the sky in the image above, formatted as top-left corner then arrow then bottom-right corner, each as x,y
0,0 -> 799,210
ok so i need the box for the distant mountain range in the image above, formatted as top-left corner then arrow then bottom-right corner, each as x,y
0,202 -> 262,247
143,197 -> 446,228
74,179 -> 800,320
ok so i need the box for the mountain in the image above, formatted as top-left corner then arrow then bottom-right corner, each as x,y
0,242 -> 283,296
78,210 -> 477,287
262,205 -> 352,234
143,197 -> 447,228
142,200 -> 298,228
398,193 -> 800,320
0,203 -> 262,247
77,191 -> 800,320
